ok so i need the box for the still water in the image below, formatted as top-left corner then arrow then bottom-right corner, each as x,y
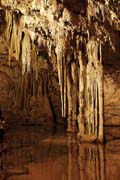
0,126 -> 120,180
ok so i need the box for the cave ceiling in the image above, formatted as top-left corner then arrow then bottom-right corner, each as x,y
0,0 -> 119,59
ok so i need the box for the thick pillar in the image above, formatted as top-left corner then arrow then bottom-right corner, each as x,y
77,40 -> 104,142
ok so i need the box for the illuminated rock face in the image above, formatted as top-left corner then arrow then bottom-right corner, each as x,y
0,0 -> 120,142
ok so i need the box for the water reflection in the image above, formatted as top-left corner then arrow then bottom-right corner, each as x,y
79,144 -> 105,180
0,127 -> 120,180
67,135 -> 105,180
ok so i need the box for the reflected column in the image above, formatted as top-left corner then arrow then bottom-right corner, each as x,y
67,134 -> 79,180
78,143 -> 105,180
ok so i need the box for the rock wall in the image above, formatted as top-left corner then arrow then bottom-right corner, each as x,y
104,66 -> 120,125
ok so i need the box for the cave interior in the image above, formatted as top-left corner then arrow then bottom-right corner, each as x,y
0,0 -> 120,143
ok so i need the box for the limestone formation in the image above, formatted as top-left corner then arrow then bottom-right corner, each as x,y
0,0 -> 120,142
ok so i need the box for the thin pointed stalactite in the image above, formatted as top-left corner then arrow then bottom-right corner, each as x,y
55,21 -> 66,118
71,61 -> 78,130
63,59 -> 67,118
66,65 -> 73,132
77,51 -> 86,136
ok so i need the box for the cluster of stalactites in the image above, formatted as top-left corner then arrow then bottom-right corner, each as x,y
17,44 -> 45,111
6,10 -> 22,63
5,10 -> 32,75
4,3 -> 104,142
32,0 -> 57,12
58,36 -> 104,142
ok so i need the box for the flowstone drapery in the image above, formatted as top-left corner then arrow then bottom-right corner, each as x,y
65,40 -> 104,142
77,41 -> 104,142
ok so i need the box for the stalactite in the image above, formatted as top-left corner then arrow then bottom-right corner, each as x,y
24,72 -> 28,110
66,59 -> 78,132
77,51 -> 85,136
21,30 -> 31,75
9,15 -> 21,61
97,63 -> 103,142
19,74 -> 25,110
18,43 -> 37,111
5,11 -> 13,43
31,44 -> 38,81
55,20 -> 66,118
71,61 -> 77,131
15,76 -> 21,110
66,68 -> 73,132
5,11 -> 22,64
63,59 -> 67,118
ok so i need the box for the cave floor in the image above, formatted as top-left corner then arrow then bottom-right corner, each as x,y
0,126 -> 120,180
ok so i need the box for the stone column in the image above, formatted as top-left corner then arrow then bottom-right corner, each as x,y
77,40 -> 104,142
